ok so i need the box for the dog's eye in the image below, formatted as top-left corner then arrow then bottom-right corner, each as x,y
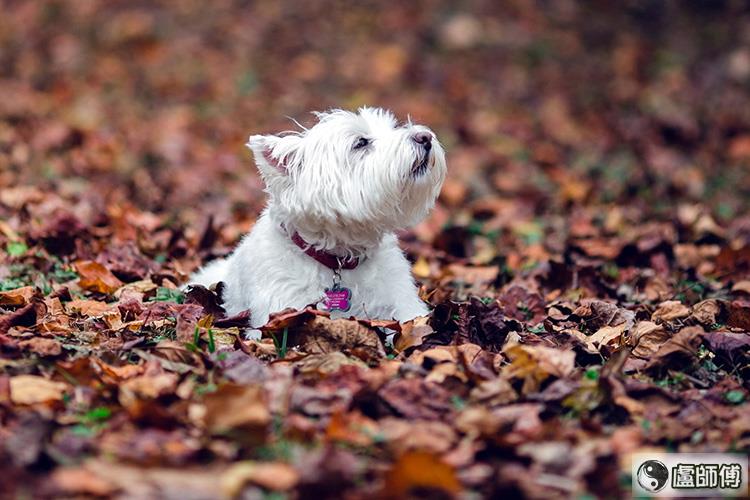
353,137 -> 370,150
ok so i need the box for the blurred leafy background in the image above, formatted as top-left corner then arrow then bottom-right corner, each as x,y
3,0 -> 749,229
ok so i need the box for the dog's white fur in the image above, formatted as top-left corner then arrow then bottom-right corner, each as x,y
188,107 -> 446,328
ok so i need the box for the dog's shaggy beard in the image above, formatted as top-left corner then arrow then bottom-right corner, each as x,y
247,108 -> 446,257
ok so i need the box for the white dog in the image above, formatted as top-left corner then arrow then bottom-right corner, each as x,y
188,107 -> 446,328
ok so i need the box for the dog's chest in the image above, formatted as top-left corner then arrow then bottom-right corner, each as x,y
274,256 -> 393,319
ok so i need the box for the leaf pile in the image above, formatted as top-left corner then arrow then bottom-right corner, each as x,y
1,1 -> 750,498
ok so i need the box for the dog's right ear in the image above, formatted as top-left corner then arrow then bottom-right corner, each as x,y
245,135 -> 292,175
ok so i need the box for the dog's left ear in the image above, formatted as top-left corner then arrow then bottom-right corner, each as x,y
246,134 -> 300,177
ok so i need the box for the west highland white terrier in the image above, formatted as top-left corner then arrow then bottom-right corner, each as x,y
188,107 -> 446,328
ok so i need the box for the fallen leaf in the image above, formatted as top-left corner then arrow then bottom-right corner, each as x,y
265,315 -> 385,362
412,256 -> 431,278
215,350 -> 269,384
469,377 -> 518,406
326,411 -> 379,447
691,299 -> 722,326
114,279 -> 158,298
184,284 -> 226,317
645,326 -> 704,369
82,461 -> 222,498
50,467 -> 118,497
75,260 -> 124,294
393,316 -> 433,353
92,358 -> 145,382
382,451 -> 461,498
260,307 -> 326,331
580,323 -> 627,354
379,418 -> 457,455
2,411 -> 51,466
726,300 -> 750,330
379,378 -> 453,420
99,427 -> 200,465
573,299 -> 635,331
65,299 -> 113,316
703,331 -> 750,359
732,280 -> 750,295
120,373 -> 178,400
18,337 -> 62,356
221,461 -> 298,496
651,300 -> 691,322
10,375 -> 68,404
503,344 -> 575,393
630,321 -> 671,358
293,352 -> 368,375
0,286 -> 36,306
201,383 -> 270,434
0,299 -> 44,334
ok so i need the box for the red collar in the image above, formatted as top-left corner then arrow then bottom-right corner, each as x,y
290,232 -> 359,270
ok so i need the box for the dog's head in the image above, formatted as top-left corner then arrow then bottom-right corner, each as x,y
247,107 -> 446,251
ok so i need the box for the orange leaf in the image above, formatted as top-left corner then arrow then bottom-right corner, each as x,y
75,261 -> 124,294
0,286 -> 36,306
383,451 -> 461,497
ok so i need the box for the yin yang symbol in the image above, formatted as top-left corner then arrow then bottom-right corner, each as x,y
637,460 -> 669,492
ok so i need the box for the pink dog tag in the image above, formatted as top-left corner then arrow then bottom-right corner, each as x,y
324,286 -> 351,312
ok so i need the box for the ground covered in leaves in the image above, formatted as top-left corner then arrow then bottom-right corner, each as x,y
2,1 -> 750,498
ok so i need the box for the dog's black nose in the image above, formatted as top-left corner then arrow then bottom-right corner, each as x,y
412,132 -> 432,150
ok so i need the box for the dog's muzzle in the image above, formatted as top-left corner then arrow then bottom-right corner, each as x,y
412,150 -> 431,176
411,132 -> 433,176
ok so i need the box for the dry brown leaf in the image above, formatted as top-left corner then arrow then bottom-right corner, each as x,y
114,279 -> 159,298
651,300 -> 691,322
691,299 -> 722,326
200,384 -> 270,433
260,307 -> 326,331
75,260 -> 124,294
326,411 -> 379,447
573,238 -> 622,259
10,375 -> 68,404
645,326 -> 704,369
455,406 -> 503,436
382,451 -> 461,497
394,316 -> 433,353
51,467 -> 118,497
408,346 -> 456,366
65,299 -> 113,316
578,323 -> 627,354
0,286 -> 36,306
444,264 -> 499,284
630,321 -> 671,358
502,344 -> 575,394
37,297 -> 72,334
18,337 -> 62,356
293,352 -> 368,375
221,461 -> 298,496
573,299 -> 635,331
379,418 -> 457,455
732,280 -> 750,295
613,394 -> 645,415
469,377 -> 518,406
93,359 -> 145,382
266,315 -> 385,362
82,461 -> 223,499
412,256 -> 431,278
426,361 -> 466,383
727,300 -> 750,330
120,373 -> 178,400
